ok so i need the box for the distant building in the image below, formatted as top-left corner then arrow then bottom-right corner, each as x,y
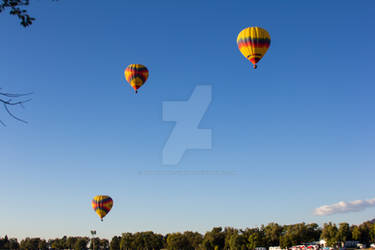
344,241 -> 359,248
269,246 -> 288,250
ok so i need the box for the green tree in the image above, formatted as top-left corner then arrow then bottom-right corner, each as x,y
133,232 -> 146,249
289,223 -> 305,245
370,223 -> 375,243
167,233 -> 191,250
166,231 -> 202,250
279,225 -> 301,248
38,239 -> 48,250
228,233 -> 247,250
352,225 -> 361,241
120,233 -> 134,250
201,237 -> 213,250
67,237 -> 78,250
50,238 -> 65,249
100,239 -> 109,249
202,227 -> 225,250
62,236 -> 68,249
8,238 -> 20,249
279,233 -> 293,249
136,231 -> 163,250
120,231 -> 163,250
305,223 -> 322,242
110,236 -> 121,250
321,222 -> 338,247
248,233 -> 257,250
89,237 -> 100,250
74,237 -> 89,250
183,231 -> 203,249
0,235 -> 9,249
358,222 -> 372,245
20,238 -> 40,250
337,223 -> 350,247
264,223 -> 282,247
224,228 -> 239,250
248,229 -> 267,250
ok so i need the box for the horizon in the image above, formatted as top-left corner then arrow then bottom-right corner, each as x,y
4,218 -> 375,242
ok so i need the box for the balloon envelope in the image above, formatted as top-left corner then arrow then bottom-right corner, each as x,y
237,27 -> 271,68
124,64 -> 149,93
92,195 -> 113,221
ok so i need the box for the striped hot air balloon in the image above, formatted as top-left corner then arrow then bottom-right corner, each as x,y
92,195 -> 113,221
237,27 -> 271,69
124,64 -> 149,93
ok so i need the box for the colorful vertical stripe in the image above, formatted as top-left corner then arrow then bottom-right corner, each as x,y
237,27 -> 271,68
124,64 -> 149,93
92,195 -> 113,221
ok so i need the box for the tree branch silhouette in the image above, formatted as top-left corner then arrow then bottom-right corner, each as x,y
0,0 -> 35,27
0,89 -> 32,126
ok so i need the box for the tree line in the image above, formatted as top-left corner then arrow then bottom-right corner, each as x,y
1,220 -> 375,250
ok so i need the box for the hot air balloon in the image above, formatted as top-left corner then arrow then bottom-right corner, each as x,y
237,27 -> 271,69
124,64 -> 149,93
92,195 -> 113,221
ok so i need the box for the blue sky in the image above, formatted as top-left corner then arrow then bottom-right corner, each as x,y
1,0 -> 375,240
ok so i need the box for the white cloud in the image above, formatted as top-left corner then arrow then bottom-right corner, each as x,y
314,198 -> 375,216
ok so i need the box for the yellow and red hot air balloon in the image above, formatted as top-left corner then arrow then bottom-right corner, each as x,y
237,27 -> 271,69
92,195 -> 113,221
124,64 -> 149,93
